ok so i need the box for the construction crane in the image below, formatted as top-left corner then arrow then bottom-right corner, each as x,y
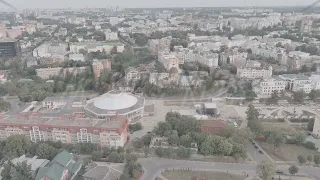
0,0 -> 16,10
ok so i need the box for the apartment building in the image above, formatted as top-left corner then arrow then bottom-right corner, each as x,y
278,74 -> 312,93
70,42 -> 124,54
104,29 -> 119,41
36,67 -> 88,79
159,54 -> 180,71
0,116 -> 129,148
301,18 -> 313,33
92,59 -> 112,80
237,63 -> 273,79
148,37 -> 171,55
252,78 -> 286,97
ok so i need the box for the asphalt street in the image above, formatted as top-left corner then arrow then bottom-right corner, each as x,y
139,158 -> 320,180
245,141 -> 271,163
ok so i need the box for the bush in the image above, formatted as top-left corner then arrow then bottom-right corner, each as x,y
155,147 -> 164,157
129,123 -> 143,132
303,141 -> 317,150
314,154 -> 320,164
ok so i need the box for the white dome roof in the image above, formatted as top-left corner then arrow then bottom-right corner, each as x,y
93,91 -> 138,110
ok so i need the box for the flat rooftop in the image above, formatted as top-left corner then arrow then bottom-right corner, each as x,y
0,115 -> 126,130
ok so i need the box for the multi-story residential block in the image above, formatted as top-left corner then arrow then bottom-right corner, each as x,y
301,18 -> 313,33
36,67 -> 88,79
219,48 -> 248,66
173,45 -> 195,64
237,61 -> 273,79
92,59 -> 112,80
0,38 -> 21,57
197,53 -> 219,68
70,42 -> 124,54
124,64 -> 153,84
148,37 -> 171,55
159,54 -> 180,71
252,78 -> 286,97
0,115 -> 129,148
104,29 -> 119,41
278,74 -> 312,93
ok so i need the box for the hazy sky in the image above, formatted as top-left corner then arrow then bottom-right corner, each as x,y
0,0 -> 318,9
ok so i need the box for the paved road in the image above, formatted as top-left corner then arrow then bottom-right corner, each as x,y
245,141 -> 271,163
139,158 -> 320,180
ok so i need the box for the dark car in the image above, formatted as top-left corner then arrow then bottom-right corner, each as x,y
249,139 -> 253,142
254,146 -> 259,149
259,150 -> 263,154
275,170 -> 285,175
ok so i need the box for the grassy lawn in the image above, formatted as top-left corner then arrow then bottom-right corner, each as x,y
162,170 -> 242,180
258,142 -> 319,162
261,123 -> 296,135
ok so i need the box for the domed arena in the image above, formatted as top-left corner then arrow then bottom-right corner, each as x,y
84,90 -> 145,120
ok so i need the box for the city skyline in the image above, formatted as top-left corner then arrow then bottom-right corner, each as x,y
0,0 -> 318,9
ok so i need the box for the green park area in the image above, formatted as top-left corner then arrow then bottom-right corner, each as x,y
161,170 -> 242,180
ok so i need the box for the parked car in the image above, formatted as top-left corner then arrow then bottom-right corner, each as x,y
259,150 -> 263,154
275,170 -> 284,175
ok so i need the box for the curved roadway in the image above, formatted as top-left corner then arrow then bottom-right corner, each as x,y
139,158 -> 320,180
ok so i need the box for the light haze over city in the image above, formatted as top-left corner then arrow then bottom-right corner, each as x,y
0,0 -> 318,8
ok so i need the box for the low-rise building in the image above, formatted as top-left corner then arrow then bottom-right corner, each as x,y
35,151 -> 82,180
70,42 -> 124,54
69,53 -> 85,61
0,71 -> 7,84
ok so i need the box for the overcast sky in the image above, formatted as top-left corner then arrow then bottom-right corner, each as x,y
0,0 -> 318,9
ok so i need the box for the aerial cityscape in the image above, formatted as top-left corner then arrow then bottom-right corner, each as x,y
1,0 -> 320,180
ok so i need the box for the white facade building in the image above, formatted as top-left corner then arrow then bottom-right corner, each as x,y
253,78 -> 286,97
237,66 -> 273,79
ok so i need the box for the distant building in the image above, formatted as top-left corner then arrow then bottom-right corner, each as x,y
0,71 -> 7,84
301,18 -> 313,33
36,67 -> 88,79
70,42 -> 124,54
148,37 -> 171,55
104,29 -> 118,41
69,53 -> 85,62
237,61 -> 273,79
92,59 -> 112,80
0,38 -> 21,57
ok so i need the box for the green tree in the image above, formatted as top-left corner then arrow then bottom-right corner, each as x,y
267,131 -> 286,151
231,142 -> 247,161
288,165 -> 299,179
246,104 -> 259,121
231,128 -> 254,144
132,138 -> 144,149
4,135 -> 31,158
108,152 -> 122,163
293,131 -> 307,145
245,90 -> 257,101
91,151 -> 103,161
314,154 -> 320,164
256,161 -> 276,180
270,90 -> 280,104
176,147 -> 191,158
0,98 -> 11,112
35,143 -> 58,160
154,122 -> 172,136
297,155 -> 307,164
179,135 -> 193,148
1,162 -> 12,180
293,90 -> 306,103
141,133 -> 154,146
309,90 -> 320,101
155,147 -> 164,157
